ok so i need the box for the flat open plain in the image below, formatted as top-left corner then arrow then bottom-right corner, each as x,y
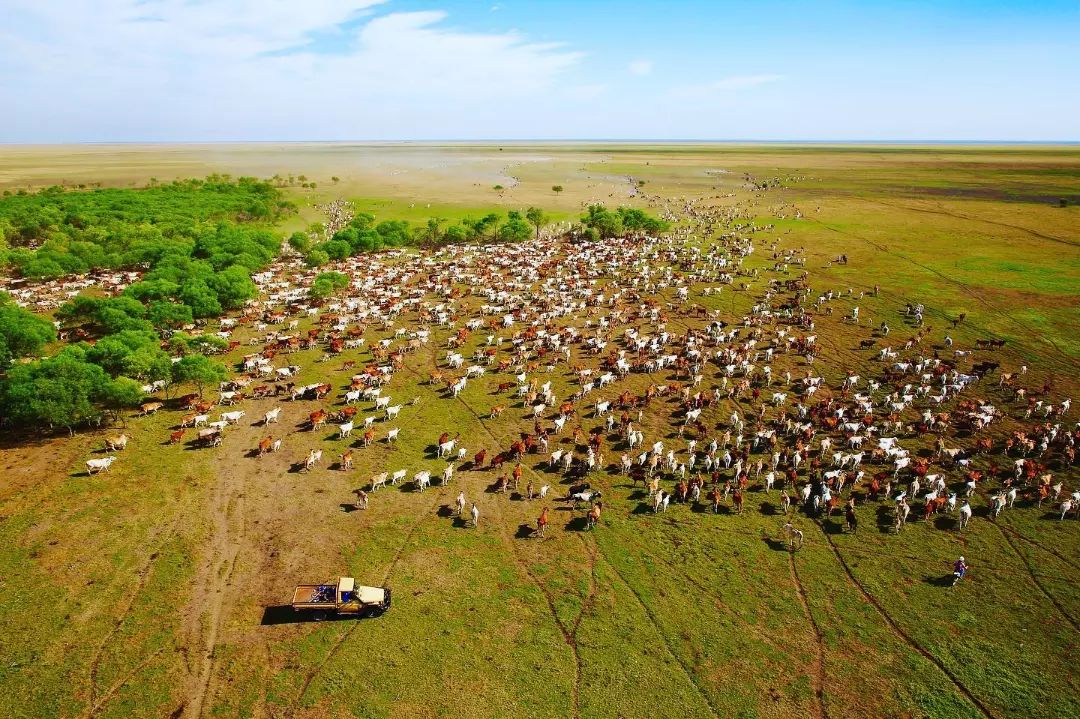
0,143 -> 1077,719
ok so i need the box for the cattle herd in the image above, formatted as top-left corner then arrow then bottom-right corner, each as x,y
93,201 -> 1078,570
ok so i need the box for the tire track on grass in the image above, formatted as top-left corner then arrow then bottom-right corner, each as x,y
817,527 -> 998,719
416,330 -> 597,719
295,480 -> 451,705
183,476 -> 245,719
295,359 -> 452,706
446,384 -> 586,719
787,552 -> 829,719
599,551 -> 723,719
870,198 -> 1080,249
82,648 -> 168,719
997,522 -> 1080,573
989,522 -> 1079,632
86,517 -> 182,710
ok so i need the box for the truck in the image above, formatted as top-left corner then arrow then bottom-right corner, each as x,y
291,576 -> 391,620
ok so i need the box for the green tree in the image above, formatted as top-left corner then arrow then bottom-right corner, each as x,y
0,292 -> 56,366
525,207 -> 548,240
552,185 -> 564,195
581,205 -> 623,238
499,211 -> 532,243
310,271 -> 350,299
287,231 -> 310,253
100,376 -> 146,421
171,355 -> 228,397
0,347 -> 115,432
305,249 -> 330,268
425,217 -> 445,246
179,278 -> 223,318
86,330 -> 172,381
148,301 -> 194,331
443,224 -> 468,244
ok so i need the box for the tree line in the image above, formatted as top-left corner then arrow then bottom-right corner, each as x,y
0,178 -> 293,432
293,207 -> 550,269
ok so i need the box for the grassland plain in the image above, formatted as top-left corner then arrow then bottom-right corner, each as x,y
0,144 -> 1077,719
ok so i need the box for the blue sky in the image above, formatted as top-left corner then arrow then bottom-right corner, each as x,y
2,1 -> 1078,142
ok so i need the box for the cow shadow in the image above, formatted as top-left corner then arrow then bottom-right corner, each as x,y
437,504 -> 455,518
564,516 -> 589,531
876,505 -> 894,533
760,501 -> 777,516
515,523 -> 536,538
339,503 -> 360,513
934,515 -> 957,531
762,536 -> 788,552
821,519 -> 844,534
452,516 -> 470,529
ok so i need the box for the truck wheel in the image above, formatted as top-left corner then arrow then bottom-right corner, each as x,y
313,611 -> 328,622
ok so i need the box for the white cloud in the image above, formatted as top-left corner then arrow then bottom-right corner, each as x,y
628,59 -> 653,76
565,84 -> 609,101
670,74 -> 784,99
0,1 -> 584,141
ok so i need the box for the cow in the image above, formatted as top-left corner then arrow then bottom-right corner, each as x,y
86,456 -> 116,474
105,434 -> 129,452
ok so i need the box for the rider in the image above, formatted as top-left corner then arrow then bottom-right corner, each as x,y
953,556 -> 967,581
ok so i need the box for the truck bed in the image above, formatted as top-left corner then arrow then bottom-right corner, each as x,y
292,584 -> 335,606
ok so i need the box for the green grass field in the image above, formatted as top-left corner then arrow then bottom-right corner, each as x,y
0,144 -> 1078,719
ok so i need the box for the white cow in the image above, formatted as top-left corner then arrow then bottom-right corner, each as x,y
86,456 -> 116,474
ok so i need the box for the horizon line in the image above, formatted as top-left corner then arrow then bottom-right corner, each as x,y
2,139 -> 1079,147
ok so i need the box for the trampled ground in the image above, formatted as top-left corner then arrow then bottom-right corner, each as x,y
1,144 -> 1078,719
